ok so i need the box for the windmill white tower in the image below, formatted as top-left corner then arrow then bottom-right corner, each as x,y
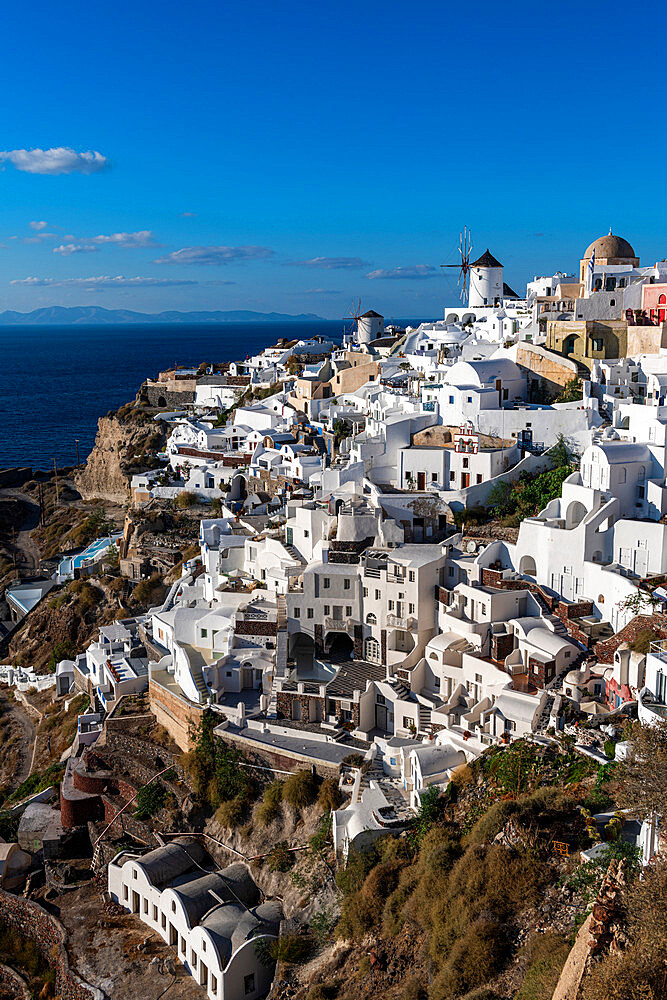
468,249 -> 504,308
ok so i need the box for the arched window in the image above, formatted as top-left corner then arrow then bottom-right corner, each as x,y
366,613 -> 377,625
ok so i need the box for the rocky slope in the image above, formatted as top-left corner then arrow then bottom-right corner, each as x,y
75,398 -> 167,504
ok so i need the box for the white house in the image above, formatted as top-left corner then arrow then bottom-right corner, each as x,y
108,841 -> 281,1000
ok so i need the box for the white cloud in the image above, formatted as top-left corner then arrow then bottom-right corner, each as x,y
11,275 -> 197,288
52,231 -> 155,255
23,232 -> 59,244
0,147 -> 110,175
366,265 -> 437,280
91,230 -> 154,247
154,245 -> 274,265
180,211 -> 197,218
53,243 -> 99,256
302,288 -> 343,295
290,256 -> 368,270
30,220 -> 49,230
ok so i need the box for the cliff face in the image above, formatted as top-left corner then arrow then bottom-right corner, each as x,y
75,402 -> 166,504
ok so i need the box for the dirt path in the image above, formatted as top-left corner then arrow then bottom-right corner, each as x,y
9,699 -> 36,787
0,489 -> 42,573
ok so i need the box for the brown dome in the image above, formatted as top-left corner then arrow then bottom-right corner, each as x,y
583,232 -> 636,260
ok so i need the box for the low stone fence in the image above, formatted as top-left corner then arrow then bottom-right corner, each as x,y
0,963 -> 31,1000
0,887 -> 106,999
102,730 -> 187,783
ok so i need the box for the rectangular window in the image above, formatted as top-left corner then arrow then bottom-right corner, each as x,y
377,694 -> 386,705
324,605 -> 330,616
294,607 -> 301,618
201,628 -> 208,638
463,457 -> 469,468
123,885 -> 128,901
375,589 -> 381,600
409,603 -> 415,614
476,474 -> 482,484
344,578 -> 351,590
211,975 -> 217,993
431,472 -> 437,481
450,471 -> 455,481
408,570 -> 415,582
388,600 -> 394,610
363,587 -> 368,597
307,608 -> 314,619
475,673 -> 482,683
191,950 -> 197,968
161,913 -> 166,929
449,395 -> 454,404
323,577 -> 330,589
245,973 -> 256,995
346,606 -> 352,616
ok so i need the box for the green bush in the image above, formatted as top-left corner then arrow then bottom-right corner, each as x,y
268,841 -> 294,872
270,933 -> 311,964
134,780 -> 167,819
283,769 -> 319,809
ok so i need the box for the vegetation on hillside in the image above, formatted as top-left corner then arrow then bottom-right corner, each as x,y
304,726 -> 665,1000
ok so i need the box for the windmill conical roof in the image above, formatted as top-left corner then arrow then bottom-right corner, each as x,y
471,249 -> 502,268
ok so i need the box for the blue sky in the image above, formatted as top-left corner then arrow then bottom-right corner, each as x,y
1,0 -> 665,319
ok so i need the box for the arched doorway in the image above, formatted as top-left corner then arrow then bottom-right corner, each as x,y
659,293 -> 666,324
519,554 -> 537,577
565,500 -> 587,529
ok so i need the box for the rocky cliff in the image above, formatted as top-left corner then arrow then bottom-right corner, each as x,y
75,400 -> 167,504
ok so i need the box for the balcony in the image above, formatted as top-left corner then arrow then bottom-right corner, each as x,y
324,617 -> 357,635
386,614 -> 417,630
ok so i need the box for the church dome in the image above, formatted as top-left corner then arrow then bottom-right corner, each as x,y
583,231 -> 636,260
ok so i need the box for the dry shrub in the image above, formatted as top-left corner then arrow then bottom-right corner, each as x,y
429,919 -> 507,1000
216,796 -> 246,829
515,932 -> 571,1000
283,769 -> 319,809
317,777 -> 343,812
337,856 -> 404,940
256,780 -> 283,826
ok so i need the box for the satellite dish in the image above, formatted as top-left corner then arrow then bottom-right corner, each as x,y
466,540 -> 477,553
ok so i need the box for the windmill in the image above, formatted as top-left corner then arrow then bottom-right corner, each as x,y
441,227 -> 473,302
344,297 -> 364,340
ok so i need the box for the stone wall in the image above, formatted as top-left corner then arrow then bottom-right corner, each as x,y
143,384 -> 195,407
276,691 -> 325,724
593,613 -> 667,663
235,621 -> 278,637
216,729 -> 340,779
0,888 -> 105,999
0,963 -> 31,999
103,730 -> 186,781
328,539 -> 374,565
515,343 -> 580,396
149,677 -> 202,751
